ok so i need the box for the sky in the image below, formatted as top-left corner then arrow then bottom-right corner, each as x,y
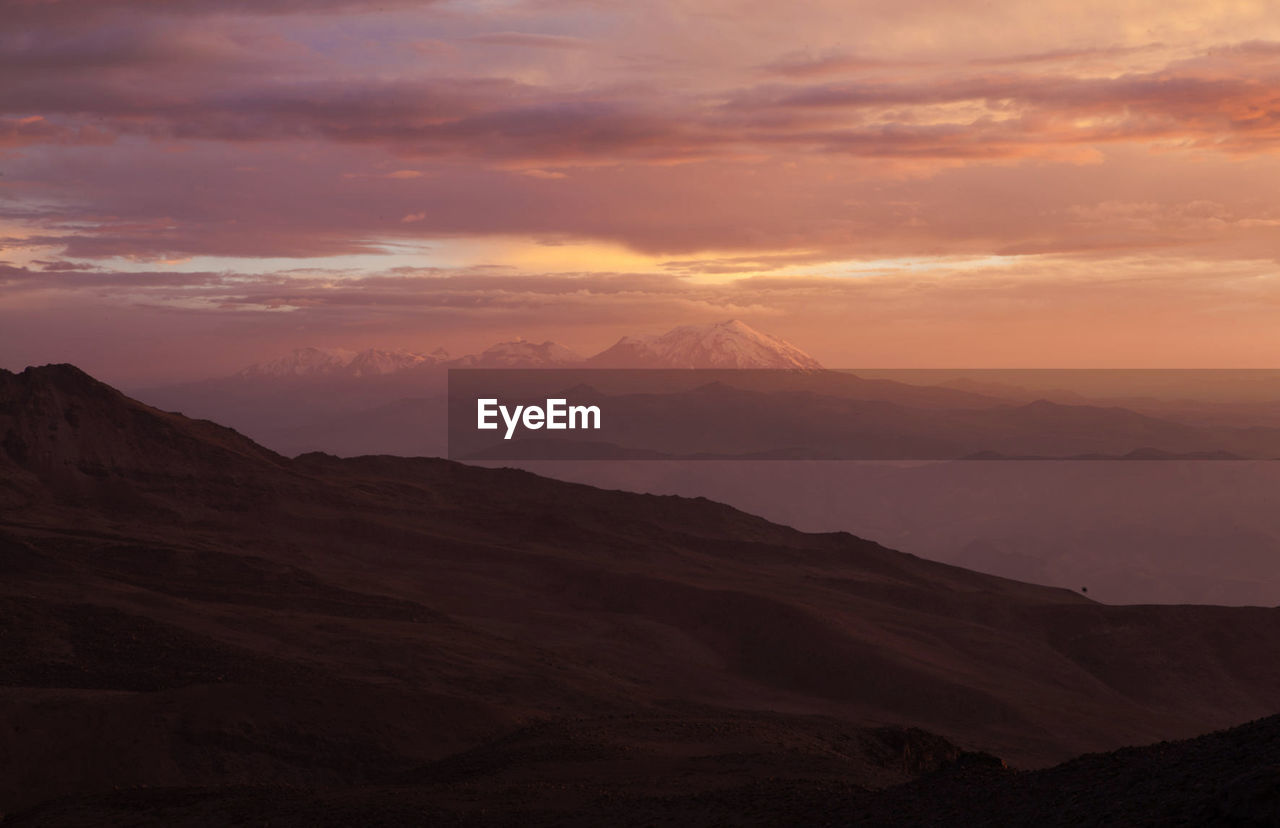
2,0 -> 1280,383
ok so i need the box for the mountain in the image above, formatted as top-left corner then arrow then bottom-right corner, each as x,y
235,339 -> 582,378
231,321 -> 814,377
236,346 -> 450,380
532,456 -> 1280,606
449,338 -> 583,368
0,363 -> 287,511
228,339 -> 580,383
346,347 -> 449,377
235,346 -> 351,379
938,376 -> 1093,404
4,363 -> 1280,824
128,322 -> 815,445
587,319 -> 823,369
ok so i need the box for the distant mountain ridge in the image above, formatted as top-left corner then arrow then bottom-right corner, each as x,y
231,319 -> 820,380
448,338 -> 583,369
586,319 -> 823,369
236,346 -> 452,380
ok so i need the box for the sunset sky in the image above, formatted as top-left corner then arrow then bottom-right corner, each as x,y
3,0 -> 1280,382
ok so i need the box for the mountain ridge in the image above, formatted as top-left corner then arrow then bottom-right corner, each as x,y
236,346 -> 452,380
4,364 -> 1280,821
586,319 -> 823,370
226,319 -> 821,380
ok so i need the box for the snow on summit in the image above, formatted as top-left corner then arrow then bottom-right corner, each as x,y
588,320 -> 822,369
450,339 -> 584,368
233,321 -> 818,379
345,348 -> 448,377
236,347 -> 352,379
236,347 -> 447,379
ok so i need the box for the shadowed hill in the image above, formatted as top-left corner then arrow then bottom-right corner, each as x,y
0,364 -> 289,513
0,364 -> 283,473
1,364 -> 1278,821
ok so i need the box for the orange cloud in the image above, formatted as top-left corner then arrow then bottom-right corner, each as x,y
4,0 -> 1280,378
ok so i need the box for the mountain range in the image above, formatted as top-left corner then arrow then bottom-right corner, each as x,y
237,340 -> 583,379
238,346 -> 453,379
230,319 -> 818,381
584,319 -> 823,369
120,324 -> 1280,607
129,319 -> 824,455
2,363 -> 1280,824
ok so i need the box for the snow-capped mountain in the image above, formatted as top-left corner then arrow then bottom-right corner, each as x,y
346,347 -> 450,378
236,347 -> 448,380
236,347 -> 353,379
231,321 -> 815,381
234,340 -> 581,380
586,319 -> 822,369
450,339 -> 584,368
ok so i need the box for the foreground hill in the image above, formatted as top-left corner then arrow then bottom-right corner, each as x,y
2,364 -> 1279,822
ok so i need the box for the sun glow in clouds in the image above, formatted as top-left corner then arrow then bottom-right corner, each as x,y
6,1 -> 1280,377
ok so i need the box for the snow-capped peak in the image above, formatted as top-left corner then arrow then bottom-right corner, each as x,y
236,346 -> 449,380
450,339 -> 584,368
345,348 -> 436,377
232,322 -> 818,379
587,319 -> 822,369
236,347 -> 351,379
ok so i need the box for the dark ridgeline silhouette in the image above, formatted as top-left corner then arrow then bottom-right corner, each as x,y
3,363 -> 1280,825
527,456 -> 1280,606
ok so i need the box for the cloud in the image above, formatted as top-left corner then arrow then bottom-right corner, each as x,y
9,254 -> 1280,384
968,44 -> 1162,67
464,32 -> 592,50
2,0 -> 1280,303
5,47 -> 1280,173
0,0 -> 434,24
5,0 -> 1280,384
33,258 -> 103,271
0,115 -> 112,148
759,52 -> 910,78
